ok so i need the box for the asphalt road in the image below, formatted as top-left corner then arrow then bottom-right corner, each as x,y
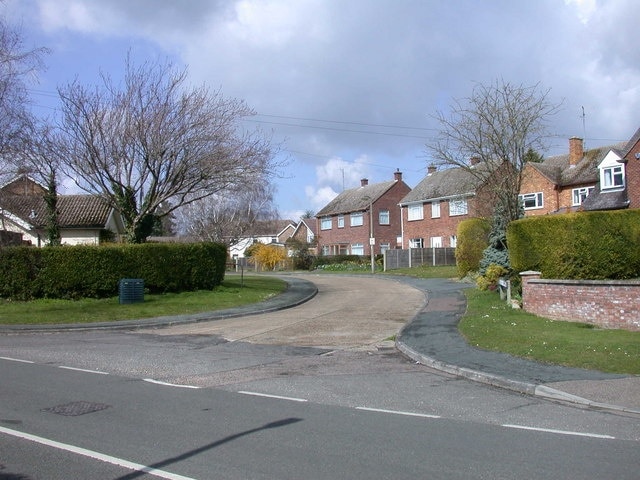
1,275 -> 639,479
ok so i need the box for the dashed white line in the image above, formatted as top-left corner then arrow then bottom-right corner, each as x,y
356,407 -> 441,419
143,379 -> 200,389
59,366 -> 109,375
502,424 -> 615,439
0,426 -> 197,480
0,356 -> 35,364
238,391 -> 308,402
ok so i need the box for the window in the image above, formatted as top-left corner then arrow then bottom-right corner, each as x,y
321,217 -> 332,230
351,243 -> 364,255
321,245 -> 330,255
519,192 -> 543,210
449,199 -> 468,216
407,204 -> 423,221
602,165 -> 624,189
430,236 -> 443,248
350,212 -> 364,227
339,244 -> 349,255
450,235 -> 457,248
379,209 -> 390,225
337,215 -> 344,228
409,238 -> 423,248
572,186 -> 594,206
431,201 -> 441,218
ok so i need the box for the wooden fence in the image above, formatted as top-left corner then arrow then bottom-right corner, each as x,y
383,248 -> 456,271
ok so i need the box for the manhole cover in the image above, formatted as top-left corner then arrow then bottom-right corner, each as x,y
42,401 -> 111,416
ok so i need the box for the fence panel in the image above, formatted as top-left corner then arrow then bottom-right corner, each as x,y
384,248 -> 456,271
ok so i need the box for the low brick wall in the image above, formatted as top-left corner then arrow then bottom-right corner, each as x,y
520,271 -> 640,331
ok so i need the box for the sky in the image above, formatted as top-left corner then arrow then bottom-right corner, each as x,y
3,0 -> 640,220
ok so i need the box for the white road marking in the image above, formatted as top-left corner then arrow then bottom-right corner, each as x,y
0,426 -> 198,480
59,366 -> 109,375
143,379 -> 200,389
356,407 -> 441,419
238,391 -> 308,402
0,356 -> 35,364
502,424 -> 615,439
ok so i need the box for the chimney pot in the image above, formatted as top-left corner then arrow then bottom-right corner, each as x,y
569,137 -> 583,166
360,178 -> 369,187
427,164 -> 437,175
394,169 -> 402,181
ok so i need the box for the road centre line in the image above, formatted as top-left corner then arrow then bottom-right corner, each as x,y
59,365 -> 109,375
143,379 -> 201,389
238,391 -> 308,402
502,424 -> 615,439
356,407 -> 441,419
0,356 -> 35,364
0,426 -> 197,480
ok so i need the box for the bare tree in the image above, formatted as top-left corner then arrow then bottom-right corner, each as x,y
0,11 -> 48,173
176,177 -> 278,244
428,79 -> 561,222
55,56 -> 281,243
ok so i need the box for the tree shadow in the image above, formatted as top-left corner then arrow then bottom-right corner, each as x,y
114,417 -> 303,479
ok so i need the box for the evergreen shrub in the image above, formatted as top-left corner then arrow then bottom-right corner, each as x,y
455,218 -> 491,278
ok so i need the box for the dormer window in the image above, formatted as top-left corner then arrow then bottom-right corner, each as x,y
601,164 -> 624,190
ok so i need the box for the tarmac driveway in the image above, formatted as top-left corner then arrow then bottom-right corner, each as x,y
146,274 -> 426,350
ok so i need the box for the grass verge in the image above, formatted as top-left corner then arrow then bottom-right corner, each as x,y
459,287 -> 640,374
0,275 -> 286,325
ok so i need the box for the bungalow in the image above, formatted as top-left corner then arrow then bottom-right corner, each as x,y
315,170 -> 411,256
519,137 -> 625,215
0,176 -> 125,246
399,160 -> 499,249
228,219 -> 296,259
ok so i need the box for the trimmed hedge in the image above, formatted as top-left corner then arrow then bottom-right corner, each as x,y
455,217 -> 491,278
507,209 -> 640,279
0,242 -> 227,300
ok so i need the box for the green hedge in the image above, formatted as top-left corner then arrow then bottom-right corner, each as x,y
507,210 -> 640,279
0,242 -> 227,300
455,217 -> 491,278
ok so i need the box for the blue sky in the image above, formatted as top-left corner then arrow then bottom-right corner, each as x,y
4,0 -> 640,220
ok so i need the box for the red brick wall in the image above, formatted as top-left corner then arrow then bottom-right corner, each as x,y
625,138 -> 640,209
521,272 -> 640,331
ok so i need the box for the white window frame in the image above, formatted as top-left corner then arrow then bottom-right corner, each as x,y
379,209 -> 390,225
320,217 -> 332,230
519,192 -> 544,210
407,204 -> 424,221
321,245 -> 330,255
431,201 -> 441,218
601,165 -> 624,190
350,212 -> 364,227
351,243 -> 364,255
449,198 -> 468,216
409,238 -> 423,249
430,236 -> 443,248
450,235 -> 457,248
337,215 -> 344,228
572,186 -> 594,206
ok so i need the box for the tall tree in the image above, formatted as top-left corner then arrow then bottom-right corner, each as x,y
55,56 -> 280,243
428,79 -> 560,223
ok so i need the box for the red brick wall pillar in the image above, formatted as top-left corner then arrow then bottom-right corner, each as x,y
520,270 -> 541,311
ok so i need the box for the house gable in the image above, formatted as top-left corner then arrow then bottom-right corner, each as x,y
623,127 -> 640,209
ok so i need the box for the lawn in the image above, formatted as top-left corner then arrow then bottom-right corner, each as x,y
459,287 -> 640,374
0,275 -> 286,325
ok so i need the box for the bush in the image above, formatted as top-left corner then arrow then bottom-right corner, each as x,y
507,210 -> 640,279
476,263 -> 509,290
0,242 -> 227,300
455,218 -> 491,278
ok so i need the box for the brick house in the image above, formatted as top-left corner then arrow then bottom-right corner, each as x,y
620,127 -> 640,209
315,170 -> 411,256
0,175 -> 125,246
398,161 -> 499,249
519,137 -> 625,216
287,217 -> 317,254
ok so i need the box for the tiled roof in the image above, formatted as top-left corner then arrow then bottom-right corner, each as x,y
582,183 -> 630,211
622,127 -> 640,157
250,219 -> 296,236
529,143 -> 625,187
400,164 -> 491,204
0,193 -> 113,228
316,180 -> 397,216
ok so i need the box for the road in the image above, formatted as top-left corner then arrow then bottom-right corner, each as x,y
1,274 -> 639,479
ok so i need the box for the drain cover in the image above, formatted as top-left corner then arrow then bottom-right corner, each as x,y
42,401 -> 110,416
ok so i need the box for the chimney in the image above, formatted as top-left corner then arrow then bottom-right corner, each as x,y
360,178 -> 369,187
569,137 -> 583,166
427,164 -> 437,175
470,156 -> 481,166
394,169 -> 403,181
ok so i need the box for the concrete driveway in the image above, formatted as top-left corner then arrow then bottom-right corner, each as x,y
146,274 -> 426,350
